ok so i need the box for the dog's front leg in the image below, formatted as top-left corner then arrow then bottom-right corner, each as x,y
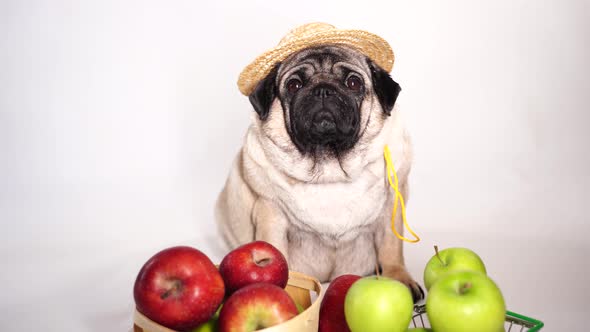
252,198 -> 290,261
377,227 -> 424,302
376,190 -> 424,302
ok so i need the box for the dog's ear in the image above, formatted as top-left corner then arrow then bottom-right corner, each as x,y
368,60 -> 401,116
248,64 -> 280,121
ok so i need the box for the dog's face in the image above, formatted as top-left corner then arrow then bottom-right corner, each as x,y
248,45 -> 401,181
275,46 -> 369,156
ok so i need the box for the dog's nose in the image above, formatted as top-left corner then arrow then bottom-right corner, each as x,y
312,111 -> 337,135
312,85 -> 337,99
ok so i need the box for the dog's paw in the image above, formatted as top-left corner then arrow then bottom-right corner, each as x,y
381,265 -> 425,303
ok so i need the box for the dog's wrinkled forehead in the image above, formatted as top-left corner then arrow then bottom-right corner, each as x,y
277,45 -> 371,83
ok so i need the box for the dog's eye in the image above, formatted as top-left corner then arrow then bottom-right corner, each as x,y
286,79 -> 303,93
345,75 -> 363,91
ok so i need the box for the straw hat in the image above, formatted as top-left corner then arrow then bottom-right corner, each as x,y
237,22 -> 394,96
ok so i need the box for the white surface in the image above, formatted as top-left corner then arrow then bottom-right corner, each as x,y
1,0 -> 589,331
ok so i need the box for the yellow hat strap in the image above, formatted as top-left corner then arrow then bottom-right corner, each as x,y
384,145 -> 420,243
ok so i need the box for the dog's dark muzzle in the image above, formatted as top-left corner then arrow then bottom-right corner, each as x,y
311,110 -> 336,136
290,84 -> 360,154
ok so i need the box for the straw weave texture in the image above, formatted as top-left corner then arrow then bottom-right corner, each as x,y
237,23 -> 394,96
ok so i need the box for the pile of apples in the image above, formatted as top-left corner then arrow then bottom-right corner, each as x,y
133,241 -> 298,332
134,242 -> 506,332
319,246 -> 506,332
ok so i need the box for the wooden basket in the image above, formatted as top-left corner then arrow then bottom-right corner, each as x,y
133,270 -> 323,332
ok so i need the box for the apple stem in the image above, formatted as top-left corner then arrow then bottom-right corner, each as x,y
160,279 -> 183,300
434,245 -> 446,267
459,282 -> 472,295
374,261 -> 380,279
255,257 -> 271,267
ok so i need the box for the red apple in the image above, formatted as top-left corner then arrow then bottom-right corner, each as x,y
318,274 -> 362,332
219,241 -> 289,294
133,246 -> 225,331
218,282 -> 298,332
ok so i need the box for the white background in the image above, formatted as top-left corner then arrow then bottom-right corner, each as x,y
1,0 -> 588,331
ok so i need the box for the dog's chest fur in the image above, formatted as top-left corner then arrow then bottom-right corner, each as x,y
278,164 -> 386,242
279,165 -> 388,280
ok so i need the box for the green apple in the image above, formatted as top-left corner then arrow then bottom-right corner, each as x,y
191,305 -> 221,332
344,276 -> 414,332
423,246 -> 486,290
426,270 -> 505,332
191,318 -> 217,332
295,301 -> 305,314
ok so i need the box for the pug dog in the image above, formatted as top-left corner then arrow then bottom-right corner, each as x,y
215,44 -> 423,301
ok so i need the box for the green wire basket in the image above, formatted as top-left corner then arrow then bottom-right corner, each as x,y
411,304 -> 544,331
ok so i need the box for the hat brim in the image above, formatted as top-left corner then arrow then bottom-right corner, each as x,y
237,29 -> 394,96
